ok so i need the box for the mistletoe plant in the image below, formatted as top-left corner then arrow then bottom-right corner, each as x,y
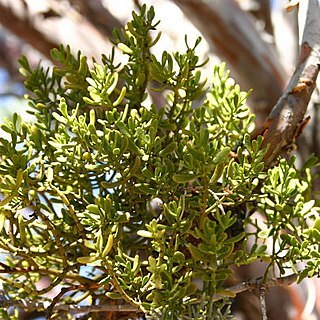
0,5 -> 319,320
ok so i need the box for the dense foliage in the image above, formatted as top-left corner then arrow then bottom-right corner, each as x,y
0,5 -> 319,319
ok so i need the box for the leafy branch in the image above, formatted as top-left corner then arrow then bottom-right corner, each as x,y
0,3 -> 319,320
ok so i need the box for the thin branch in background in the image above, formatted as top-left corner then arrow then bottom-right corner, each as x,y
0,2 -> 57,60
68,0 -> 122,38
133,0 -> 142,10
0,91 -> 24,98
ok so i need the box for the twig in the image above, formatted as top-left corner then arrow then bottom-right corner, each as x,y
211,273 -> 298,302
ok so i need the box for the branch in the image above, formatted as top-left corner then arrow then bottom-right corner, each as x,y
69,0 -> 122,38
0,295 -> 140,314
0,274 -> 298,315
211,273 -> 298,302
252,0 -> 320,167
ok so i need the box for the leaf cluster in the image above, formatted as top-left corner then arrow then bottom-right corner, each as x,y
0,5 -> 319,320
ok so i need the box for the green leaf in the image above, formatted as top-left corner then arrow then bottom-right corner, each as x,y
172,173 -> 198,183
210,162 -> 224,184
313,218 -> 320,231
225,231 -> 245,244
117,43 -> 133,55
106,292 -> 123,299
102,234 -> 114,258
159,142 -> 177,157
188,244 -> 210,262
258,228 -> 273,239
113,86 -> 127,106
52,112 -> 67,124
0,212 -> 5,233
300,200 -> 315,215
87,204 -> 100,215
213,147 -> 231,164
137,230 -> 153,238
77,256 -> 98,264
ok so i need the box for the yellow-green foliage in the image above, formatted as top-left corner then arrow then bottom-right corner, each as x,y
0,5 -> 319,319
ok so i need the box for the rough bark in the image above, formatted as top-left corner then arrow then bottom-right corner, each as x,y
172,0 -> 288,123
253,0 -> 320,167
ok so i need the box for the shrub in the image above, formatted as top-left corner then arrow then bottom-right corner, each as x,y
0,5 -> 319,320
